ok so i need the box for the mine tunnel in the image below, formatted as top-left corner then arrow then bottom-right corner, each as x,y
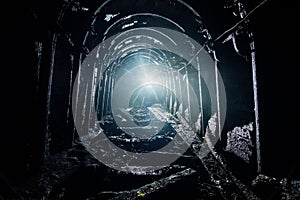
1,0 -> 298,199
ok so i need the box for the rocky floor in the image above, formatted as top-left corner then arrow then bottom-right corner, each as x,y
2,146 -> 296,200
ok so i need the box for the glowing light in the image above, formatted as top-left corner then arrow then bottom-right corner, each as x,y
134,65 -> 162,84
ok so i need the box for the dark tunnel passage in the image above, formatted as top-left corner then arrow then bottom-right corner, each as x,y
1,0 -> 298,199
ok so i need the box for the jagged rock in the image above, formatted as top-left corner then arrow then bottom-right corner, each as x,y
281,178 -> 300,200
172,114 -> 258,199
225,122 -> 254,163
252,174 -> 282,199
206,113 -> 217,138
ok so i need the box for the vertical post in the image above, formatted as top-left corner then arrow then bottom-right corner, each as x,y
67,54 -> 74,124
87,64 -> 97,135
44,33 -> 57,161
231,0 -> 261,172
185,67 -> 191,125
177,69 -> 183,115
35,41 -> 43,93
214,56 -> 222,140
196,57 -> 205,136
73,53 -> 82,146
249,32 -> 261,172
106,68 -> 112,115
101,71 -> 108,118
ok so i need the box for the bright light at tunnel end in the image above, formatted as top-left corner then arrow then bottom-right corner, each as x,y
72,27 -> 227,173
